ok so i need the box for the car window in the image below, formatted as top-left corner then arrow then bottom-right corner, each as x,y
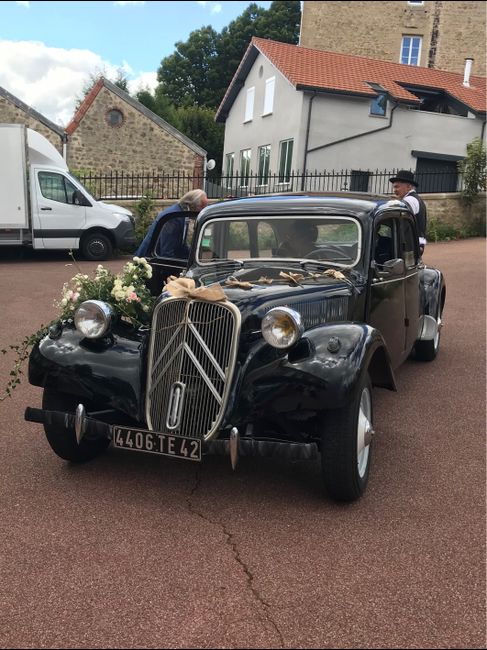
197,216 -> 361,267
400,218 -> 418,269
257,221 -> 278,257
374,219 -> 396,265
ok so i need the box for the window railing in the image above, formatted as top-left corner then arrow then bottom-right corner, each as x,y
74,168 -> 464,201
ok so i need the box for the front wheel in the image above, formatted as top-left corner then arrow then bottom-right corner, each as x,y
320,373 -> 373,502
81,232 -> 113,261
42,389 -> 110,462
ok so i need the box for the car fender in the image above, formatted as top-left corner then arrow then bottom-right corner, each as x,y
419,266 -> 446,341
230,323 -> 396,424
292,322 -> 396,402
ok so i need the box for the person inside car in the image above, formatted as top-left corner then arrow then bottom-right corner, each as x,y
277,221 -> 318,258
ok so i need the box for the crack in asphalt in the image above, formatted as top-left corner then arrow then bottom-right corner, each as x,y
186,470 -> 285,649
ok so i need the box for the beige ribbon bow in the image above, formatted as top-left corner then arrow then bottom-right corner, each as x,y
225,276 -> 255,290
164,277 -> 227,302
279,271 -> 305,286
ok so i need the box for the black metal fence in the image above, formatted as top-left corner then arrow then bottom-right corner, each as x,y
76,168 -> 463,201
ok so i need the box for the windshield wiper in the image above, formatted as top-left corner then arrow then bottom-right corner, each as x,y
299,259 -> 352,272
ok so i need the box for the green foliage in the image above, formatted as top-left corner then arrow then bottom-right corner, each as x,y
155,0 -> 301,111
427,216 -> 485,242
1,256 -> 156,401
176,106 -> 225,171
132,193 -> 157,247
458,137 -> 487,206
70,167 -> 98,197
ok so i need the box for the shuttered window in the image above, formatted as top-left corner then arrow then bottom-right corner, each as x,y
263,77 -> 275,115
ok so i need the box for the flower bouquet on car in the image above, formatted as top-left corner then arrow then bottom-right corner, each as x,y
1,257 -> 155,401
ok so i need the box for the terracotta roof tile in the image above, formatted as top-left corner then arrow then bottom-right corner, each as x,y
227,38 -> 486,114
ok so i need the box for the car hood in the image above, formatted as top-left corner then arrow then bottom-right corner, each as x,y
187,263 -> 357,329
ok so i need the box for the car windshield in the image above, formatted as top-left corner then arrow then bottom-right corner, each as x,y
197,215 -> 361,268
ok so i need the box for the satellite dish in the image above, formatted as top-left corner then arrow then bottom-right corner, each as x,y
206,159 -> 216,171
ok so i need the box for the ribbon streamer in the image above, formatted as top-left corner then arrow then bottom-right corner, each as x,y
279,271 -> 304,286
164,277 -> 227,302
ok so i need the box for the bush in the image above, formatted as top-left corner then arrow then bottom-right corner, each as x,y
132,193 -> 157,247
458,138 -> 487,206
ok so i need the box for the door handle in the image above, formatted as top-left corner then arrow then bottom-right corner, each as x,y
40,207 -> 52,211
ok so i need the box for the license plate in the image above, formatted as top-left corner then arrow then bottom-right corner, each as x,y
112,426 -> 201,462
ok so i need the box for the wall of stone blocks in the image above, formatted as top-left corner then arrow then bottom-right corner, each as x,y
67,87 -> 201,176
0,97 -> 64,153
300,1 -> 486,75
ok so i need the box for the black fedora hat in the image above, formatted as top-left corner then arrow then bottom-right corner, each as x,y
389,169 -> 418,186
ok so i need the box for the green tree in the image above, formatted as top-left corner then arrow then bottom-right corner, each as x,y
458,137 -> 487,206
156,25 -> 221,108
176,105 -> 225,172
155,0 -> 301,110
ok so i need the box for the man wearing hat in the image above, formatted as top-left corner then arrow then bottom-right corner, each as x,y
389,170 -> 427,255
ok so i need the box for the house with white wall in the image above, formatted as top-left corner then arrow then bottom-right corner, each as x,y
215,38 -> 486,193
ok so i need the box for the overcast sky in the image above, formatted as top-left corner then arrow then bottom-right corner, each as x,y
0,0 -> 272,126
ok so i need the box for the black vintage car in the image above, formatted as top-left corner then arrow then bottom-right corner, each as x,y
25,193 -> 446,501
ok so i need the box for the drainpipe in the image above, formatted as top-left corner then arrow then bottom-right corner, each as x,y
306,100 -> 398,158
301,91 -> 317,190
62,132 -> 68,161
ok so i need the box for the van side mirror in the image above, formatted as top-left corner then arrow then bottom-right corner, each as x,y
74,190 -> 91,207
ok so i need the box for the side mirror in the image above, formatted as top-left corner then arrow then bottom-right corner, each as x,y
74,190 -> 91,207
375,258 -> 405,277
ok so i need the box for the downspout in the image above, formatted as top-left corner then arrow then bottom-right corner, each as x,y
62,132 -> 68,161
481,119 -> 486,142
306,100 -> 399,158
301,91 -> 317,190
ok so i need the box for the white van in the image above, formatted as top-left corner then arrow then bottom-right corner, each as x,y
0,124 -> 136,260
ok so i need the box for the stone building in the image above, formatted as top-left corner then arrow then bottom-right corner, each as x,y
0,85 -> 65,153
300,1 -> 486,76
66,77 -> 206,176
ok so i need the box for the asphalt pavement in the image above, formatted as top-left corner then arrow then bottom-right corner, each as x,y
0,239 -> 485,649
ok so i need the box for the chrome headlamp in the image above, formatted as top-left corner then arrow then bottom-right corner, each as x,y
74,300 -> 114,339
261,307 -> 303,349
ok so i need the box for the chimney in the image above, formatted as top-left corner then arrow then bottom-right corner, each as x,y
463,58 -> 474,88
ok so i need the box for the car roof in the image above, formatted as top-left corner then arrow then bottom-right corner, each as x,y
199,192 -> 404,223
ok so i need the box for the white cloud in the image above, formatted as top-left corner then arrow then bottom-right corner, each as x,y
16,1 -> 30,7
0,40 -> 157,127
114,1 -> 146,5
212,3 -> 222,13
196,1 -> 221,12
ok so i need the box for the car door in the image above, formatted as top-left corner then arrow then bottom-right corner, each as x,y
145,212 -> 198,295
400,214 -> 421,354
368,215 -> 407,369
33,169 -> 86,249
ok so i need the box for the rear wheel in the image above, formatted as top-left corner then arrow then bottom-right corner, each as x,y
414,313 -> 442,361
42,389 -> 110,462
81,232 -> 113,261
321,373 -> 373,502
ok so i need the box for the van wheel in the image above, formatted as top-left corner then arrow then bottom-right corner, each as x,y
81,232 -> 113,261
320,373 -> 373,502
42,389 -> 110,462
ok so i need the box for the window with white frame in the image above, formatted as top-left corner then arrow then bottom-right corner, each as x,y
239,149 -> 251,187
258,145 -> 271,185
278,139 -> 294,182
244,87 -> 255,122
263,77 -> 275,115
401,36 -> 422,65
224,153 -> 234,178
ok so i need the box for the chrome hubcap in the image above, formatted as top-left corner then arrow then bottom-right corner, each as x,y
357,387 -> 372,478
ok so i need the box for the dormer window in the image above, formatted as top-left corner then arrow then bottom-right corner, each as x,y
370,94 -> 387,116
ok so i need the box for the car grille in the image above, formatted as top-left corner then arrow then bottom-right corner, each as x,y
146,298 -> 240,440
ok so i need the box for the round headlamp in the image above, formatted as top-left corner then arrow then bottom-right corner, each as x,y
261,307 -> 303,349
74,300 -> 114,339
